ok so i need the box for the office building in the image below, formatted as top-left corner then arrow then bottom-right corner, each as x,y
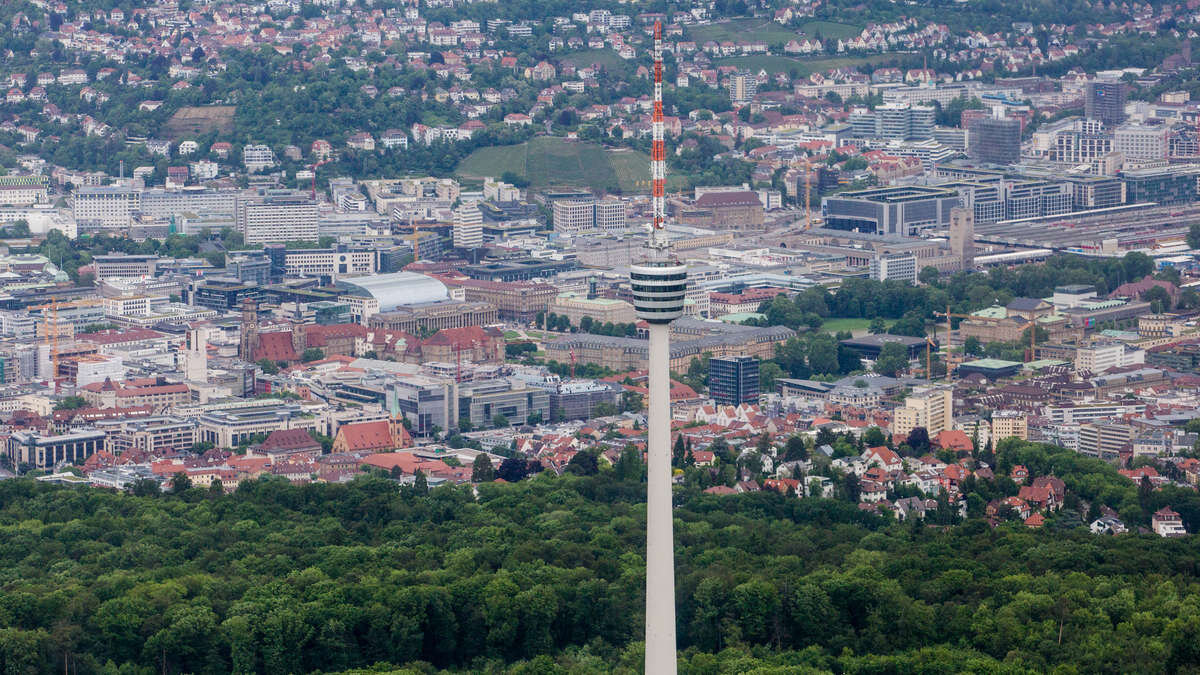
549,293 -> 637,326
225,254 -> 272,286
1113,124 -> 1169,160
450,279 -> 558,322
849,103 -> 936,141
274,247 -> 378,279
73,186 -> 140,228
386,376 -> 455,437
869,252 -> 918,283
140,187 -> 238,220
197,403 -> 320,448
821,186 -> 961,236
552,199 -> 628,235
708,355 -> 759,405
99,416 -> 198,456
968,114 -> 1021,164
549,381 -> 622,420
677,191 -> 764,231
949,207 -> 974,271
892,386 -> 952,439
93,254 -> 158,280
457,378 -> 550,428
237,194 -> 319,244
729,71 -> 756,105
1122,166 -> 1199,205
7,429 -> 106,470
1085,80 -> 1126,127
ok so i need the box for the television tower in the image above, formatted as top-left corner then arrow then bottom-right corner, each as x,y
632,20 -> 686,675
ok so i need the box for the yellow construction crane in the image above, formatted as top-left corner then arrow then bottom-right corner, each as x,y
934,304 -> 1010,382
34,298 -> 102,388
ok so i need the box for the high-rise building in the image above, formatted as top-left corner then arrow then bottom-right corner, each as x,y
892,386 -> 952,439
729,71 -> 756,105
968,113 -> 1022,164
949,207 -> 974,271
1085,80 -> 1126,127
708,355 -> 759,405
453,202 -> 483,249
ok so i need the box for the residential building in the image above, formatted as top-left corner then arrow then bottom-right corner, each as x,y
1152,507 -> 1187,537
1075,342 -> 1144,373
892,386 -> 953,439
850,103 -> 936,141
242,144 -> 276,172
80,377 -> 191,411
991,410 -> 1028,441
729,71 -> 756,105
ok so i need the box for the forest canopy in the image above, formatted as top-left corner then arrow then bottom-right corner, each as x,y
0,443 -> 1198,674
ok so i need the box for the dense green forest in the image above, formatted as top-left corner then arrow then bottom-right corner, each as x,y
0,440 -> 1199,673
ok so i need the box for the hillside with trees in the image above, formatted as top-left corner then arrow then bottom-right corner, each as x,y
0,440 -> 1199,673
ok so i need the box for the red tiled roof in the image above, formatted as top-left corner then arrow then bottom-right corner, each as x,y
261,428 -> 321,452
694,190 -> 760,207
337,420 -> 409,452
79,328 -> 167,345
256,332 -> 299,362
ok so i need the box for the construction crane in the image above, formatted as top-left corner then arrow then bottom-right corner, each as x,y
405,221 -> 444,262
803,157 -> 813,230
924,335 -> 938,381
33,297 -> 101,390
933,304 -> 1009,381
308,158 -> 332,200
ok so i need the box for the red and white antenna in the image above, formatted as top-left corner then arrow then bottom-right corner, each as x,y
650,21 -> 667,249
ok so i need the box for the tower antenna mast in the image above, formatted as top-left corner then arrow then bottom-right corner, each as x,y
633,21 -> 686,675
650,21 -> 667,252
